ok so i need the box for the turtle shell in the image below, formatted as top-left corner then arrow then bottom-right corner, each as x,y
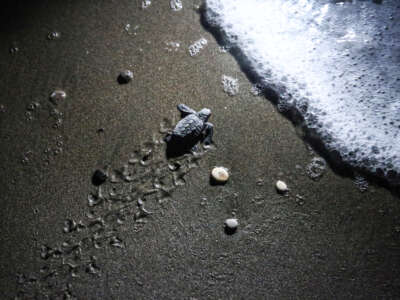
172,114 -> 204,139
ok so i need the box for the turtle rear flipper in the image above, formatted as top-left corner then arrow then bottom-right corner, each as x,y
191,144 -> 200,153
177,104 -> 196,118
202,122 -> 214,145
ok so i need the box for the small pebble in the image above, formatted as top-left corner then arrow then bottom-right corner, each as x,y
49,90 -> 67,105
224,218 -> 238,234
211,167 -> 229,183
47,31 -> 61,40
92,169 -> 108,186
9,46 -> 19,55
117,70 -> 133,84
225,218 -> 238,229
275,180 -> 288,193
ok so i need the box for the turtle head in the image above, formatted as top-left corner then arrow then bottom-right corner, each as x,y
197,108 -> 211,122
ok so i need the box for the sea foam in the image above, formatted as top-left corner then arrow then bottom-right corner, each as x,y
205,0 -> 400,183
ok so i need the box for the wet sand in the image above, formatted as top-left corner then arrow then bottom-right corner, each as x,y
0,0 -> 400,298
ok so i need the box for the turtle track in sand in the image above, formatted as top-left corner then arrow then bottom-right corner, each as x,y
15,119 -> 213,299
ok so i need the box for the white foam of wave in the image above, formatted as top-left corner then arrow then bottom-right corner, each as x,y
221,75 -> 239,96
205,0 -> 400,180
188,38 -> 208,56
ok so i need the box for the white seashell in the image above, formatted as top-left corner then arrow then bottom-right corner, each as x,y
275,180 -> 288,193
224,218 -> 238,229
211,167 -> 229,183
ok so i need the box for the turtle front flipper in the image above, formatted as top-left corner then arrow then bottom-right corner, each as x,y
164,134 -> 172,143
202,122 -> 214,145
177,104 -> 196,118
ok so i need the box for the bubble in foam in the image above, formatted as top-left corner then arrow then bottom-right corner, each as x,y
205,0 -> 400,183
188,38 -> 208,56
221,75 -> 239,96
142,0 -> 151,9
170,0 -> 183,11
306,157 -> 326,181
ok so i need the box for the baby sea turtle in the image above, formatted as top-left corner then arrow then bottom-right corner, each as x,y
165,104 -> 214,156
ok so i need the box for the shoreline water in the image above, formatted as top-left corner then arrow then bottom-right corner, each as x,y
203,0 -> 400,188
1,0 -> 400,298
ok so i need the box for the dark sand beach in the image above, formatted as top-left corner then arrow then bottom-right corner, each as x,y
1,0 -> 400,298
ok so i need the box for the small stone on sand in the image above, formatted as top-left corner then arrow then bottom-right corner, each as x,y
49,90 -> 67,104
224,218 -> 238,234
211,167 -> 229,183
275,180 -> 288,193
92,169 -> 108,186
225,218 -> 238,229
118,70 -> 133,84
